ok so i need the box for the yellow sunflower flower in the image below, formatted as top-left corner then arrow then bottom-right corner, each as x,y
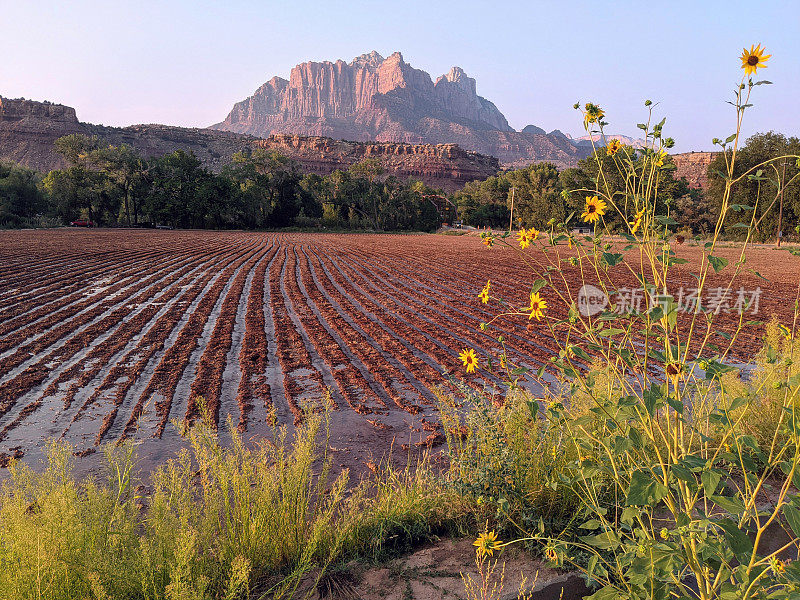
629,209 -> 645,234
517,227 -> 535,249
527,291 -> 547,321
581,195 -> 607,224
654,149 -> 668,167
473,530 -> 502,558
482,234 -> 495,248
478,280 -> 491,304
740,44 -> 771,77
459,348 -> 479,373
606,139 -> 622,156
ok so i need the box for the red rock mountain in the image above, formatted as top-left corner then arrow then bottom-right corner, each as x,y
212,51 -> 590,168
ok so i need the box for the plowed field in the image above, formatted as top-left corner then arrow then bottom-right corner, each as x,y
1,229 -> 797,473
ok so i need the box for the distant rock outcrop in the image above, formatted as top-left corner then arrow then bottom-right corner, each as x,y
0,96 -> 499,191
673,151 -> 719,190
255,133 -> 500,191
213,51 -> 592,169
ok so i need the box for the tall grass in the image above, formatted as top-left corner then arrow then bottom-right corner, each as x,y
0,406 -> 459,600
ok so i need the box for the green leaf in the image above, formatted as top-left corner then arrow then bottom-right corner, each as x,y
708,255 -> 729,273
727,396 -> 748,412
784,505 -> 800,538
580,519 -> 602,530
643,384 -> 663,416
626,470 -> 669,506
586,554 -> 599,583
710,495 -> 746,515
703,359 -> 738,380
530,278 -> 547,294
586,586 -> 622,600
747,269 -> 769,282
580,531 -> 621,550
597,328 -> 626,337
655,214 -> 679,226
601,252 -> 623,267
526,399 -> 539,420
701,469 -> 722,495
666,396 -> 684,414
718,518 -> 754,559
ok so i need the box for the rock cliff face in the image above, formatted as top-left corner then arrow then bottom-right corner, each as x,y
213,51 -> 591,168
673,151 -> 719,190
0,97 -> 86,170
255,134 -> 499,191
0,96 -> 499,191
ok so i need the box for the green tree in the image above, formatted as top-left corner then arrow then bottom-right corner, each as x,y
0,162 -> 45,227
707,132 -> 800,241
142,150 -> 210,228
93,144 -> 145,225
506,162 -> 564,229
226,149 -> 313,228
48,134 -> 106,223
453,174 -> 510,228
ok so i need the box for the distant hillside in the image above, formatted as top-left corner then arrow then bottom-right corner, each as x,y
0,96 -> 499,191
212,51 -> 593,169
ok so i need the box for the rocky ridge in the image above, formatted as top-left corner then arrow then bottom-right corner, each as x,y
212,51 -> 592,168
0,96 -> 499,191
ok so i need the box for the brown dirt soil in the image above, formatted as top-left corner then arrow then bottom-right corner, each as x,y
0,229 -> 798,477
289,538 -> 589,600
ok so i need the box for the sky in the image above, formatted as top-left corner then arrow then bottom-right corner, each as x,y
2,0 -> 798,152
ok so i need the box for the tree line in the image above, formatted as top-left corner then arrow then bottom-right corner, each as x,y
1,131 -> 797,240
0,134 -> 442,231
453,131 -> 799,241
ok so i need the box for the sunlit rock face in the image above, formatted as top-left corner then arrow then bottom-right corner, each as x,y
212,51 -> 592,168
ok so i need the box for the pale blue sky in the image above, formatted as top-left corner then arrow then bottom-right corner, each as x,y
2,0 -> 798,152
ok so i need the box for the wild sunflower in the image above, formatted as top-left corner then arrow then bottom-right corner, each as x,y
478,280 -> 491,304
459,348 -> 479,373
740,44 -> 771,77
606,138 -> 622,156
581,195 -> 607,224
666,362 -> 683,382
516,227 -> 535,249
583,102 -> 605,126
654,149 -> 668,168
473,531 -> 502,558
527,291 -> 547,321
629,209 -> 645,234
